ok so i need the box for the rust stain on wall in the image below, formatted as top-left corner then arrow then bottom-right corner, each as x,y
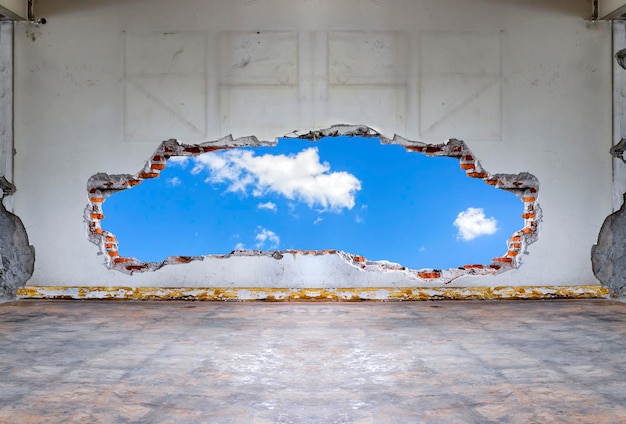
17,286 -> 608,301
85,125 -> 541,283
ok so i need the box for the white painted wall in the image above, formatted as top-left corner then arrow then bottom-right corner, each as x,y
12,0 -> 612,288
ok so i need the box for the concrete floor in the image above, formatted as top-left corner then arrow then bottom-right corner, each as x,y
1,300 -> 626,423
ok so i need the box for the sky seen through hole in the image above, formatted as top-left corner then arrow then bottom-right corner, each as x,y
102,136 -> 523,270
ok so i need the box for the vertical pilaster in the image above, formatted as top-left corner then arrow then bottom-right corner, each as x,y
0,21 -> 13,211
613,20 -> 626,211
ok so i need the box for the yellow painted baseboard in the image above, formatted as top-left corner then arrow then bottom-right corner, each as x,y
16,286 -> 610,301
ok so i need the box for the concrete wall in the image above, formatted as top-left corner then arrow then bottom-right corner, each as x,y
11,0 -> 613,291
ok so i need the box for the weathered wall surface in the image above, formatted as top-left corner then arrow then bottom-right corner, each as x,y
0,180 -> 35,301
11,0 -> 612,289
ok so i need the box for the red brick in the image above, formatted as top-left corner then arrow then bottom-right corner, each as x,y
113,257 -> 134,264
138,172 -> 159,179
493,257 -> 513,263
418,271 -> 441,279
467,172 -> 489,179
184,146 -> 202,154
126,265 -> 148,271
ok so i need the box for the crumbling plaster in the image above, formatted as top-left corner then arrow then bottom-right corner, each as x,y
0,179 -> 34,302
10,0 -> 612,291
592,20 -> 626,297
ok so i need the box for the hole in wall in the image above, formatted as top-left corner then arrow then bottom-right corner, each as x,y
102,137 -> 522,270
86,125 -> 541,283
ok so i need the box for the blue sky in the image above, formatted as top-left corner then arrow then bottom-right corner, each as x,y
102,136 -> 522,270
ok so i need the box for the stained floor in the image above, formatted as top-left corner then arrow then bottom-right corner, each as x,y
1,299 -> 626,423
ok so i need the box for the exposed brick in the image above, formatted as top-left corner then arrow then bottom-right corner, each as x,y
128,179 -> 142,187
138,172 -> 159,179
485,179 -> 499,186
464,155 -> 474,161
507,250 -> 519,257
175,256 -> 193,263
467,172 -> 489,179
353,255 -> 365,263
522,213 -> 536,219
418,271 -> 441,279
493,257 -> 513,263
153,155 -> 162,161
126,265 -> 148,271
90,197 -> 104,203
150,163 -> 166,171
184,146 -> 202,154
107,250 -> 119,257
523,196 -> 536,203
91,213 -> 104,220
511,235 -> 522,242
113,257 -> 134,264
463,264 -> 484,269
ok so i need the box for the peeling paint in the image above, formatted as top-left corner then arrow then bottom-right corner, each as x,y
17,285 -> 608,301
85,125 -> 541,283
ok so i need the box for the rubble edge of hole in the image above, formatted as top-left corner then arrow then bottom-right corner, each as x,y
84,124 -> 541,284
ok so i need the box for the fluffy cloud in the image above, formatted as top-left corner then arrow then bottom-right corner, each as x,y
257,201 -> 277,211
167,176 -> 182,187
191,148 -> 361,212
255,227 -> 280,249
453,207 -> 498,241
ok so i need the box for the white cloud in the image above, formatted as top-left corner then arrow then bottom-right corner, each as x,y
257,201 -> 277,212
454,207 -> 498,241
234,242 -> 245,250
167,176 -> 182,187
313,217 -> 323,225
355,204 -> 368,223
255,226 -> 280,249
191,148 -> 361,212
168,156 -> 190,168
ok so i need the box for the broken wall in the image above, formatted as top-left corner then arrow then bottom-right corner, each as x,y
11,0 -> 612,293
